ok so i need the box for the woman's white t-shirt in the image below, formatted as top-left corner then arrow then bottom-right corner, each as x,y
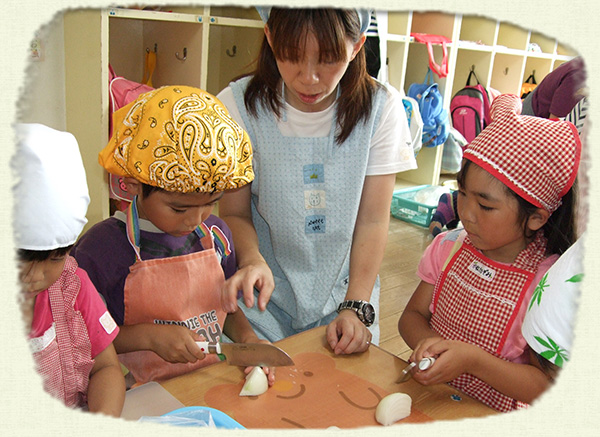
217,83 -> 416,176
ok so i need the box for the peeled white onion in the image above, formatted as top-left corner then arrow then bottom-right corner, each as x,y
239,366 -> 268,396
375,392 -> 412,426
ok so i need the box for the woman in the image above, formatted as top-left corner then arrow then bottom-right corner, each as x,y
217,7 -> 417,354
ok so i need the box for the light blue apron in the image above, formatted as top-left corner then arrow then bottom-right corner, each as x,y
230,77 -> 386,343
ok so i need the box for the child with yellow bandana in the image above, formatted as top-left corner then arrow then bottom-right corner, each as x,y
71,86 -> 269,386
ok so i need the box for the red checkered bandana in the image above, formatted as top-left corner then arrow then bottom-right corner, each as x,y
463,94 -> 581,212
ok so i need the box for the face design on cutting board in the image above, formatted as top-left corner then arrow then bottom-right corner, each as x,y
204,352 -> 427,428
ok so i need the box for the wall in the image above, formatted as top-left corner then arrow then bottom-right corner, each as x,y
16,12 -> 66,130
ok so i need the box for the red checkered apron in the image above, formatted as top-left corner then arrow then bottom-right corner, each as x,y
31,256 -> 94,408
430,232 -> 547,412
118,204 -> 227,384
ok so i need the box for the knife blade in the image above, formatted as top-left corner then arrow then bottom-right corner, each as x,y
196,341 -> 294,367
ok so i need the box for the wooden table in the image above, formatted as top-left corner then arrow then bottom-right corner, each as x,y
159,326 -> 496,428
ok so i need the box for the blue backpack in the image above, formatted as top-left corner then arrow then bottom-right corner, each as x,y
407,69 -> 450,148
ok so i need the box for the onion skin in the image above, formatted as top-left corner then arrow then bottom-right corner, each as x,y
375,392 -> 412,425
239,367 -> 268,397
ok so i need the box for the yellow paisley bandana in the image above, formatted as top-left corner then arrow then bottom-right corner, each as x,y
99,85 -> 254,193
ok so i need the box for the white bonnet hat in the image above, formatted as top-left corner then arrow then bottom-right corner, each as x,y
12,123 -> 90,251
521,235 -> 585,368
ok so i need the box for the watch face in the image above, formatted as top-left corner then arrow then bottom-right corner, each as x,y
362,303 -> 375,325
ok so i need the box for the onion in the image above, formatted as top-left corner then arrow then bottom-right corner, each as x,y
239,366 -> 268,396
375,392 -> 412,426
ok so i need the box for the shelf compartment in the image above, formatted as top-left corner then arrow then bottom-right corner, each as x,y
556,42 -> 580,57
452,51 -> 493,96
410,11 -> 455,39
490,53 -> 525,94
496,22 -> 528,51
194,5 -> 260,20
107,7 -> 202,23
109,17 -> 204,89
206,24 -> 263,96
386,10 -> 411,35
459,15 -> 497,47
529,31 -> 556,55
386,40 -> 408,92
522,57 -> 553,86
404,42 -> 450,96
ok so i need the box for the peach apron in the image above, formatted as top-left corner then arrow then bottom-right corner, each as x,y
430,232 -> 547,412
30,256 -> 94,408
117,199 -> 226,384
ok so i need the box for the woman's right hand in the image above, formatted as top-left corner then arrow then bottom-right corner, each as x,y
221,260 -> 275,313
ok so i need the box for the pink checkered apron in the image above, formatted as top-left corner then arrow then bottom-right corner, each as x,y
32,256 -> 94,408
117,202 -> 226,384
430,232 -> 547,412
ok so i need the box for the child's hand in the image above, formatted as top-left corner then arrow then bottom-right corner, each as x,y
326,310 -> 372,355
221,260 -> 274,313
243,365 -> 276,387
241,338 -> 276,386
150,325 -> 207,364
411,339 -> 477,386
410,336 -> 444,363
404,336 -> 443,382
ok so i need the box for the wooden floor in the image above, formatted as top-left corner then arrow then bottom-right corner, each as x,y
378,214 -> 433,361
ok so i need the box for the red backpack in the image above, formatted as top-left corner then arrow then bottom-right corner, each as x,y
449,69 -> 491,144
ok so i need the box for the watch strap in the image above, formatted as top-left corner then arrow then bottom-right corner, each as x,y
337,300 -> 374,326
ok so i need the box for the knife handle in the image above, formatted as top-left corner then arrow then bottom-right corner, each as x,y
196,341 -> 221,354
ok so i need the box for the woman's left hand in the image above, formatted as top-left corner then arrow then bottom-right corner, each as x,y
325,310 -> 372,355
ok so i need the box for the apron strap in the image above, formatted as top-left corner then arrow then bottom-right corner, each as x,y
125,196 -> 209,262
125,196 -> 142,262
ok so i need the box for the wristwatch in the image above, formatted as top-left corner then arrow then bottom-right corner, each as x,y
337,300 -> 375,327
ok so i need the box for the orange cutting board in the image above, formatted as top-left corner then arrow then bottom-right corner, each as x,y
204,352 -> 431,429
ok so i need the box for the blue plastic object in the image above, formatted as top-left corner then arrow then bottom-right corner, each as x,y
163,406 -> 245,429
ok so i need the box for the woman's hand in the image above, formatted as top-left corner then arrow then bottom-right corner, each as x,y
326,310 -> 372,355
221,260 -> 275,313
219,185 -> 274,313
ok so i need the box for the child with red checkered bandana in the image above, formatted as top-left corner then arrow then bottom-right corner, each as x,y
399,94 -> 581,412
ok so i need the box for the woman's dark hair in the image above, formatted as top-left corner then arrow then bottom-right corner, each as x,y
17,244 -> 74,262
244,8 -> 381,144
457,160 -> 577,256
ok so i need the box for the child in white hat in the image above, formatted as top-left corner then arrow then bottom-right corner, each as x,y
13,123 -> 125,416
399,94 -> 581,412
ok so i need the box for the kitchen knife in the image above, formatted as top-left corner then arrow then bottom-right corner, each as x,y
396,357 -> 436,383
196,341 -> 294,367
